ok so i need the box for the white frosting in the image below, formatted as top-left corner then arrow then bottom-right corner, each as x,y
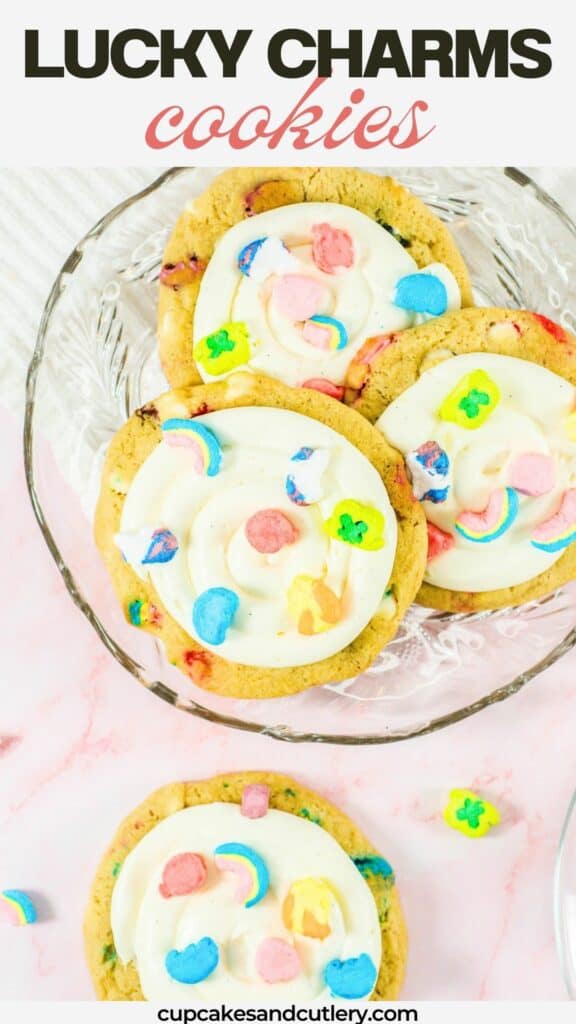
377,353 -> 576,592
120,407 -> 397,666
193,203 -> 461,387
111,803 -> 381,1003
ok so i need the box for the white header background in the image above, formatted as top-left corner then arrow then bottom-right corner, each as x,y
0,1 -> 572,165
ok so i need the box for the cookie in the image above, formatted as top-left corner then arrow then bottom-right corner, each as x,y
157,167 -> 473,395
352,307 -> 576,612
84,771 -> 406,1001
95,374 -> 426,697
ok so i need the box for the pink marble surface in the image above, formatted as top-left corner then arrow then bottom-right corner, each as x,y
1,405 -> 576,1000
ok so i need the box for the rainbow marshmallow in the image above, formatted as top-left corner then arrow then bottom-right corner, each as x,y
455,487 -> 519,544
302,315 -> 348,351
0,890 -> 37,926
161,419 -> 222,476
214,843 -> 269,909
531,488 -> 576,553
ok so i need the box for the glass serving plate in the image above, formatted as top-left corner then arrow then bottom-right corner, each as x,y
555,787 -> 576,998
24,167 -> 576,743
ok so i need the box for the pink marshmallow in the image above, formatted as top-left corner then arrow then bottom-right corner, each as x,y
255,938 -> 301,983
359,334 -> 397,365
311,223 -> 354,274
301,378 -> 345,401
508,452 -> 556,496
241,783 -> 271,819
427,521 -> 455,561
245,511 -> 299,555
271,274 -> 326,320
159,852 -> 207,899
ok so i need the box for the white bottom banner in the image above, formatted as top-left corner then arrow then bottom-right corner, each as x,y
0,1004 -> 573,1023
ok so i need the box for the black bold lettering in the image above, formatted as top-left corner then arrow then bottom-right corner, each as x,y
511,29 -> 552,78
316,29 -> 364,77
364,31 -> 411,78
455,30 -> 509,77
268,29 -> 316,78
64,29 -> 109,79
24,29 -> 64,77
159,30 -> 206,77
207,29 -> 252,77
412,31 -> 454,77
110,30 -> 158,78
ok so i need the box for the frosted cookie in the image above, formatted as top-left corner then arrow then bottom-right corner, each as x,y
157,167 -> 472,395
84,773 -> 406,1002
95,374 -> 426,698
352,308 -> 576,612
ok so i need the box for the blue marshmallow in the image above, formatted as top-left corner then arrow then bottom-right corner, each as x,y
165,937 -> 219,985
324,953 -> 378,1000
394,272 -> 448,316
192,587 -> 239,646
